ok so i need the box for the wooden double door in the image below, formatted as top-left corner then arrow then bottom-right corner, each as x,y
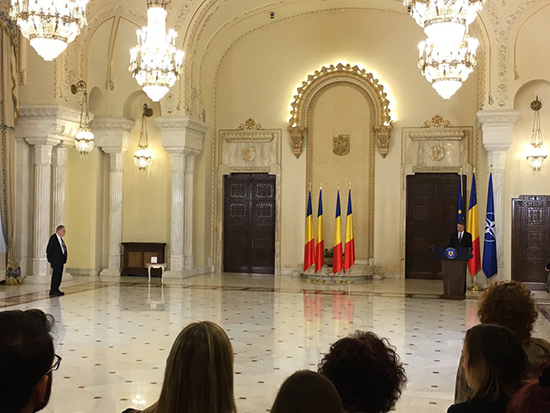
512,195 -> 550,290
406,173 -> 466,279
223,173 -> 276,274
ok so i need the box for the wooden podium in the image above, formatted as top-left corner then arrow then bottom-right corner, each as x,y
434,247 -> 471,300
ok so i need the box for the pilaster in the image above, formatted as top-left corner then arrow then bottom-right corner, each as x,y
477,109 -> 520,273
93,118 -> 134,278
156,117 -> 207,278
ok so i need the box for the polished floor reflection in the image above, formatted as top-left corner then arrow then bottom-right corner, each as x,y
1,274 -> 549,413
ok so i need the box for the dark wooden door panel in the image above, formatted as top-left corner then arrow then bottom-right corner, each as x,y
512,196 -> 550,290
223,174 -> 276,274
406,174 -> 465,279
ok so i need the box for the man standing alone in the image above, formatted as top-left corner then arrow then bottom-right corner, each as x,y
449,220 -> 472,249
46,225 -> 67,297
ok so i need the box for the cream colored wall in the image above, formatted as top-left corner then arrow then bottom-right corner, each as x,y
214,9 -> 479,273
65,149 -> 104,269
121,97 -> 170,244
310,85 -> 372,260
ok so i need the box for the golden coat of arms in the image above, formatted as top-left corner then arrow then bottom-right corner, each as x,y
333,135 -> 350,156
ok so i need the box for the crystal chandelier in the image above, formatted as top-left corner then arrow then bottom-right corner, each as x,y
418,36 -> 479,99
134,104 -> 154,170
10,0 -> 89,61
129,0 -> 185,102
404,0 -> 485,44
526,97 -> 548,171
71,80 -> 94,155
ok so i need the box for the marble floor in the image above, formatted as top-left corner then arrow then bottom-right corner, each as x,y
1,274 -> 550,413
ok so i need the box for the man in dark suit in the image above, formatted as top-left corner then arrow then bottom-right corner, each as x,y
449,220 -> 472,249
46,225 -> 67,297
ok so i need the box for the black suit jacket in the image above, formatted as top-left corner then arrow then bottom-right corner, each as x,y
449,231 -> 473,249
46,234 -> 67,267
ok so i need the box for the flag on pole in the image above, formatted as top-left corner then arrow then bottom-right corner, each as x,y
467,173 -> 481,276
303,189 -> 316,272
344,188 -> 355,272
315,187 -> 325,273
456,174 -> 464,224
482,173 -> 498,279
333,190 -> 343,274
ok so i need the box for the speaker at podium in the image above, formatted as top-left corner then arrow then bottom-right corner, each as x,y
433,246 -> 471,300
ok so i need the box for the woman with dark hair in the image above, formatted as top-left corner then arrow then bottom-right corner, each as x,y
122,321 -> 236,413
271,370 -> 343,413
318,331 -> 406,413
448,324 -> 527,413
455,281 -> 550,403
507,361 -> 550,413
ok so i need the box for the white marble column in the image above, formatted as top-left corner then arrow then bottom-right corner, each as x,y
29,143 -> 55,281
94,118 -> 134,278
477,110 -> 520,274
168,153 -> 186,273
156,117 -> 208,279
51,145 -> 69,229
184,154 -> 196,269
102,153 -> 125,276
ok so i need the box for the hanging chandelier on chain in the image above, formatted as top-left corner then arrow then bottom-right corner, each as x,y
526,97 -> 548,171
405,0 -> 485,99
129,0 -> 184,102
418,35 -> 479,99
134,104 -> 154,170
10,0 -> 89,61
71,80 -> 95,155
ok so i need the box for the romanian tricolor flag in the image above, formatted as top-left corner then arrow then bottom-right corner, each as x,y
333,190 -> 343,274
315,187 -> 325,273
344,189 -> 355,272
467,173 -> 481,276
303,189 -> 316,272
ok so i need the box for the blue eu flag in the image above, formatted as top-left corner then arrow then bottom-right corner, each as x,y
456,174 -> 464,224
482,173 -> 498,279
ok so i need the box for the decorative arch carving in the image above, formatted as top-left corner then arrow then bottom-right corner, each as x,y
288,63 -> 393,159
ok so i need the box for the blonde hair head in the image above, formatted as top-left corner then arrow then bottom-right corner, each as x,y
146,321 -> 236,413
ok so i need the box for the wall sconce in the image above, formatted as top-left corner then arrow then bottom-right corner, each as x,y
71,80 -> 94,155
134,103 -> 154,169
526,96 -> 548,171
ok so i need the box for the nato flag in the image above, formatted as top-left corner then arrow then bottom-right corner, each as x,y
482,173 -> 498,279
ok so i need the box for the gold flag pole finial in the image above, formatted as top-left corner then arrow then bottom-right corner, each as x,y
320,183 -> 323,190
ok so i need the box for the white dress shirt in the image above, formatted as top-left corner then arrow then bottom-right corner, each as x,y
56,233 -> 65,254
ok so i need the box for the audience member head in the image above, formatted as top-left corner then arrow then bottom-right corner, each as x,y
462,324 -> 527,403
318,331 -> 406,413
0,309 -> 56,413
507,361 -> 550,413
271,370 -> 342,413
149,321 -> 236,413
477,281 -> 537,343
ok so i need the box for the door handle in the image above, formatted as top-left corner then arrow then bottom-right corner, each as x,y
251,239 -> 255,247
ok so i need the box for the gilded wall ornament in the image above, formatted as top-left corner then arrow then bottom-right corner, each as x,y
429,145 -> 446,161
242,147 -> 256,161
288,126 -> 306,159
333,135 -> 350,156
422,114 -> 453,128
237,117 -> 263,131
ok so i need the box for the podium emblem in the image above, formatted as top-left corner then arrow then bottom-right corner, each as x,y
445,248 -> 457,260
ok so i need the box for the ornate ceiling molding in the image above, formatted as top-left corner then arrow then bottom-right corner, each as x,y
288,63 -> 393,158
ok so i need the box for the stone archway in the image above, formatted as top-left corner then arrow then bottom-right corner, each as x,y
288,63 -> 394,260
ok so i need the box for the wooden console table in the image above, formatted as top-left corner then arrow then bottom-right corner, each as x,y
121,242 -> 166,277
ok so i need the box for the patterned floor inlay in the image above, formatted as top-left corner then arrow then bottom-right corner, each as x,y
0,273 -> 549,413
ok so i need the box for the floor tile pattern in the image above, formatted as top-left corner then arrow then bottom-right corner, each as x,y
1,274 -> 549,413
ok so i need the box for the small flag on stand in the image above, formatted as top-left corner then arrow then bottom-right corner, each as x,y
482,173 -> 498,279
315,187 -> 325,273
344,188 -> 355,273
333,190 -> 343,274
467,173 -> 481,276
303,188 -> 316,272
456,174 -> 464,224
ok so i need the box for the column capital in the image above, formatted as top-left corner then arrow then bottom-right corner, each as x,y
91,117 -> 135,154
477,109 -> 520,152
17,105 -> 83,148
156,116 -> 208,155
